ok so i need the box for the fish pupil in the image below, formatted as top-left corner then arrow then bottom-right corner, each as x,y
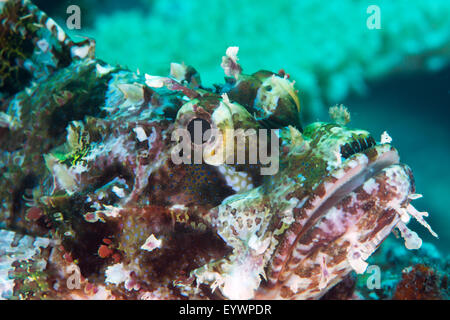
187,118 -> 211,144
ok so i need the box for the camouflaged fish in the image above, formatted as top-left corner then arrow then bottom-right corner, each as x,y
0,0 -> 437,300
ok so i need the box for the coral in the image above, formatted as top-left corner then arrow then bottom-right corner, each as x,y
393,264 -> 447,300
354,235 -> 449,300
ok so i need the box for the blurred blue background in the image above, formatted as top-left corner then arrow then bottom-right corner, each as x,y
33,0 -> 450,254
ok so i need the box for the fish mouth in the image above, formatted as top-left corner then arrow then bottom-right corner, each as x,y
265,143 -> 417,297
304,144 -> 404,228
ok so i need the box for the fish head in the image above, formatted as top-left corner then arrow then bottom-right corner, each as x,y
260,121 -> 423,298
199,120 -> 435,300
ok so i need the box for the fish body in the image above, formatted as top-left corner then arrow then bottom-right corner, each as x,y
0,0 -> 436,300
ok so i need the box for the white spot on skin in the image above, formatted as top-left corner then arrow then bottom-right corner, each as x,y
318,255 -> 330,290
105,263 -> 131,285
44,154 -> 78,195
112,186 -> 125,198
333,168 -> 346,179
170,204 -> 187,211
45,18 -> 66,42
221,93 -> 231,104
345,230 -> 371,274
96,63 -> 114,76
101,205 -> 121,218
71,44 -> 91,59
133,126 -> 147,142
221,262 -> 260,300
219,165 -> 251,193
332,149 -> 342,166
397,207 -> 411,223
148,128 -> 157,148
225,46 -> 239,63
347,249 -> 368,274
221,47 -> 242,79
380,131 -> 392,144
363,178 -> 379,195
145,74 -> 165,88
170,62 -> 186,81
320,207 -> 347,234
36,39 -> 49,52
347,159 -> 359,168
330,127 -> 341,134
385,166 -> 410,195
248,233 -> 271,255
141,234 -> 162,252
285,274 -> 311,294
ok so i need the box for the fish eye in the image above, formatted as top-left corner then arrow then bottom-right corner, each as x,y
187,117 -> 212,145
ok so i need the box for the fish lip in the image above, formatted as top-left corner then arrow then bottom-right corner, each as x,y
322,144 -> 401,208
267,143 -> 405,286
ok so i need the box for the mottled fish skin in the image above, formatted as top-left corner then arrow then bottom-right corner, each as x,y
0,0 -> 435,300
190,122 -> 420,299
